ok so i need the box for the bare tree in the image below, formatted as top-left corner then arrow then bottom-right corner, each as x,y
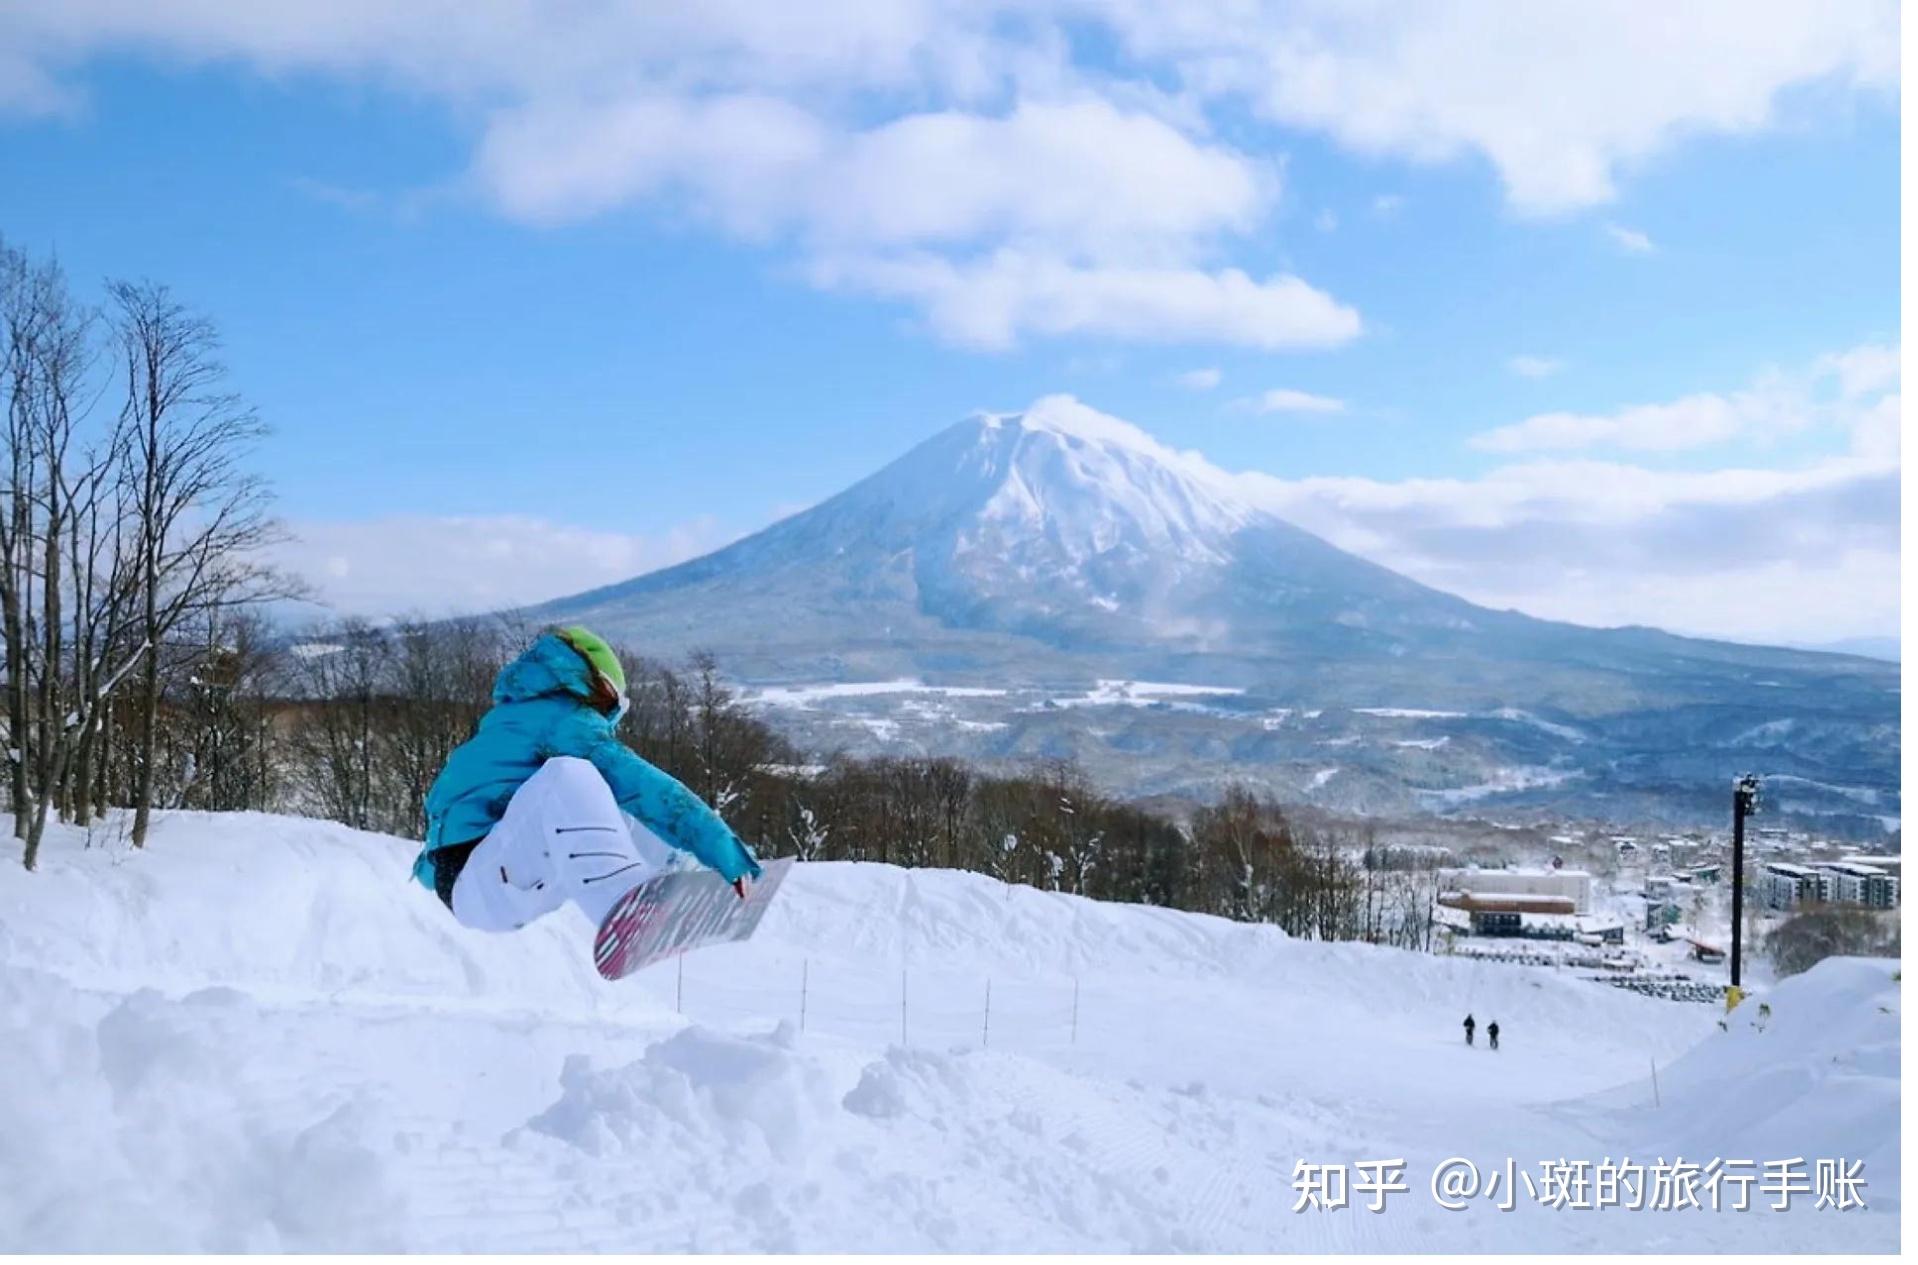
109,280 -> 293,847
1766,905 -> 1898,978
282,620 -> 392,832
1192,786 -> 1278,922
380,617 -> 503,838
1,238 -> 41,833
166,609 -> 281,813
0,243 -> 142,867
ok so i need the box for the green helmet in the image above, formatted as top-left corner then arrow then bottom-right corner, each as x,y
554,625 -> 626,696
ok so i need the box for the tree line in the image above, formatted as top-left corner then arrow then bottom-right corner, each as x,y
165,615 -> 1441,945
1,236 -> 291,868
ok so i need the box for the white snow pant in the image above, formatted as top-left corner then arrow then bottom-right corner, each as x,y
449,756 -> 673,933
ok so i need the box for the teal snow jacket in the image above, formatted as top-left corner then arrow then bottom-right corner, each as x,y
411,632 -> 761,890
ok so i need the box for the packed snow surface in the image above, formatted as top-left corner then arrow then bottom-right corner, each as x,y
0,813 -> 1898,1252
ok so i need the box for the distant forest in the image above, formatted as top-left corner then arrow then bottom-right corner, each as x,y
203,615 -> 1449,948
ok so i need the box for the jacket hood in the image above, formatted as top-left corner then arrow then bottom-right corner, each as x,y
492,632 -> 596,705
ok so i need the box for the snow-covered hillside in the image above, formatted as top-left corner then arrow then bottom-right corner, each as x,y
0,813 -> 1898,1251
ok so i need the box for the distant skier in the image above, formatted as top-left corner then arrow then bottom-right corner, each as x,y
411,627 -> 761,940
1463,1014 -> 1475,1046
1487,1021 -> 1500,1051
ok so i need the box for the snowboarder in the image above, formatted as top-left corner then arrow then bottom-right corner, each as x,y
1463,1014 -> 1475,1046
1487,1021 -> 1500,1051
411,626 -> 761,938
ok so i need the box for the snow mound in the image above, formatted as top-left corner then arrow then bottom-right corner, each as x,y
521,1025 -> 829,1165
511,1026 -> 1297,1252
1636,958 -> 1901,1200
0,969 -> 406,1251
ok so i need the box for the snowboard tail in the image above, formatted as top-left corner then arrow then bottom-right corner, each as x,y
593,857 -> 794,981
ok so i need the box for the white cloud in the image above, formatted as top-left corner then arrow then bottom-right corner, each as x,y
0,43 -> 74,114
1472,346 -> 1892,455
1176,367 -> 1222,391
274,513 -> 731,618
1314,208 -> 1338,232
1820,343 -> 1901,398
1096,0 -> 1898,216
1604,222 -> 1656,254
3,6 -> 1314,349
1507,355 -> 1564,379
2,1 -> 1895,348
1371,194 -> 1406,218
1241,458 -> 1898,644
1235,343 -> 1901,643
1475,392 -> 1744,453
476,95 -> 1268,253
474,92 -> 828,231
811,251 -> 1361,350
1239,387 -> 1348,415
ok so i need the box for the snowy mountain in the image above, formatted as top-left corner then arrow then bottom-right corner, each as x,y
549,395 -> 1488,668
539,397 -> 1898,830
0,812 -> 1898,1251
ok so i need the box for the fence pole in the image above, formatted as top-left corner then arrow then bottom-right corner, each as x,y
983,979 -> 992,1049
900,966 -> 908,1046
800,958 -> 809,1033
676,952 -> 684,1015
1071,976 -> 1080,1046
1650,1056 -> 1661,1108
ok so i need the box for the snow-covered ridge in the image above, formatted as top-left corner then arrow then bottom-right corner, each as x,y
961,397 -> 1258,562
0,813 -> 1895,1251
984,393 -> 1176,456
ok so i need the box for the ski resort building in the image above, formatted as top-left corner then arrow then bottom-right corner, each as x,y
1643,899 -> 1685,931
1575,916 -> 1626,945
1643,873 -> 1680,900
1761,862 -> 1829,911
1761,860 -> 1901,911
1437,867 -> 1593,913
1434,888 -> 1623,941
1439,893 -> 1573,936
1819,861 -> 1900,909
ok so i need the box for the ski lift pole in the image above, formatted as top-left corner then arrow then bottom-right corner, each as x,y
1730,773 -> 1761,991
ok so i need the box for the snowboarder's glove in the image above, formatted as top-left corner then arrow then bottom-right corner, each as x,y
731,876 -> 751,901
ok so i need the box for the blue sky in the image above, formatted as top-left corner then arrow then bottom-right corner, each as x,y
0,3 -> 1900,643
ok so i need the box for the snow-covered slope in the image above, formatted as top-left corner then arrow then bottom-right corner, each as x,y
0,813 -> 1898,1251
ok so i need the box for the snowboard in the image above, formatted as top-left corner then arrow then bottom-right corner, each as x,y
593,856 -> 794,981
